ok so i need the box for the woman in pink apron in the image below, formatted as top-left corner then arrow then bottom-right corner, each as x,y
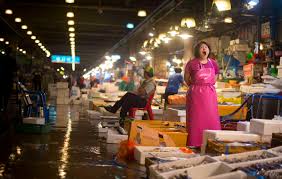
184,41 -> 221,147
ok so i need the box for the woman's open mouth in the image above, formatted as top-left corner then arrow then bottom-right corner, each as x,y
203,51 -> 207,56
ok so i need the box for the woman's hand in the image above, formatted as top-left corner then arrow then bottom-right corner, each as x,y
184,71 -> 191,86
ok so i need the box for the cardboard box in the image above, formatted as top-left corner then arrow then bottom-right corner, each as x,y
201,130 -> 261,154
237,121 -> 250,132
250,119 -> 282,135
214,150 -> 279,168
57,89 -> 69,97
149,156 -> 215,179
159,162 -> 232,179
134,146 -> 195,165
56,98 -> 69,105
56,82 -> 68,89
106,128 -> 128,144
23,117 -> 45,125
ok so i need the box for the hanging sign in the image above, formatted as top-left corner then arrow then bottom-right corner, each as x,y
51,55 -> 80,64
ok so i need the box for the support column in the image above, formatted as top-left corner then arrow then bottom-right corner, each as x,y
183,39 -> 194,65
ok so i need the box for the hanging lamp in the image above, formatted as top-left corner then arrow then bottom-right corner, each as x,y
181,18 -> 196,28
214,0 -> 231,11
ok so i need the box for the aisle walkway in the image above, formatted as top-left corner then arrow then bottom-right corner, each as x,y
0,105 -> 145,179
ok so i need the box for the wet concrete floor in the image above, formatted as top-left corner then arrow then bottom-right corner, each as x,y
0,105 -> 145,179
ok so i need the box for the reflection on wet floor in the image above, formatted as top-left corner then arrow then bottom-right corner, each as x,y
0,105 -> 145,179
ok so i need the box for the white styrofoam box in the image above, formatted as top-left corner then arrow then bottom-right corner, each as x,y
136,110 -> 145,116
278,66 -> 282,77
135,115 -> 143,120
23,117 -> 45,125
152,109 -> 163,115
260,135 -> 272,143
87,110 -> 102,119
56,82 -> 68,89
201,130 -> 261,154
106,128 -> 128,144
230,156 -> 282,169
156,86 -> 166,94
101,120 -> 119,128
237,121 -> 250,132
134,146 -> 196,165
268,146 -> 282,156
250,119 -> 282,135
166,108 -> 186,116
159,162 -> 232,179
101,116 -> 119,120
149,156 -> 216,179
98,127 -> 109,138
208,171 -> 247,179
214,150 -> 279,168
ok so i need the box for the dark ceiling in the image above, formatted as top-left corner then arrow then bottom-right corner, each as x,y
0,0 -> 164,70
0,0 -> 279,72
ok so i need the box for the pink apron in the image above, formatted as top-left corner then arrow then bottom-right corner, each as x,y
186,59 -> 221,147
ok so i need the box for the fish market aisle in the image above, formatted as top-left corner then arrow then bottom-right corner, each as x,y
0,105 -> 145,179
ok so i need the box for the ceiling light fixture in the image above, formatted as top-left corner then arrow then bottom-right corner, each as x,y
70,41 -> 75,45
0,38 -> 4,42
83,68 -> 87,72
21,25 -> 28,30
5,9 -> 13,15
137,10 -> 147,17
66,12 -> 74,18
35,40 -> 40,43
69,33 -> 75,37
181,18 -> 196,28
65,0 -> 74,3
149,32 -> 154,37
15,18 -> 22,23
224,17 -> 233,23
70,37 -> 75,41
126,23 -> 134,29
68,20 -> 75,25
38,43 -> 42,46
68,27 -> 75,32
214,0 -> 231,11
105,55 -> 111,60
31,36 -> 36,40
5,41 -> 9,45
27,31 -> 32,35
23,50 -> 26,54
246,0 -> 259,9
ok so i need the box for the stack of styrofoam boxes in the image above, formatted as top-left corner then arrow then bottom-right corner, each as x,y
135,110 -> 145,120
250,119 -> 282,143
149,156 -> 216,179
228,39 -> 250,63
164,108 -> 186,122
106,128 -> 128,144
214,150 -> 280,168
152,108 -> 164,120
56,82 -> 69,105
201,130 -> 261,154
277,57 -> 282,78
237,121 -> 250,132
134,146 -> 198,165
48,83 -> 57,98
